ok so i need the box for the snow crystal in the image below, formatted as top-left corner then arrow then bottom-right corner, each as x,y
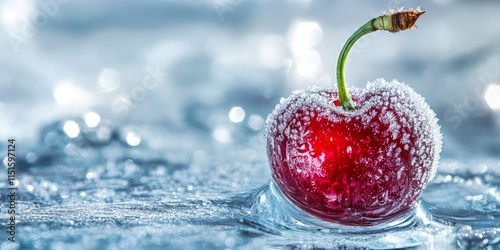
267,79 -> 441,167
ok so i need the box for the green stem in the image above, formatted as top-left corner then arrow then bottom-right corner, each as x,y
335,9 -> 425,111
336,19 -> 376,111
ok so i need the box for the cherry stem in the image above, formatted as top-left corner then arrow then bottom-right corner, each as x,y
336,8 -> 426,111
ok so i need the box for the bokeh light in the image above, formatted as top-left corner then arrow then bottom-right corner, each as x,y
294,48 -> 323,78
53,81 -> 92,107
288,21 -> 324,80
0,0 -> 35,34
99,68 -> 121,91
248,114 -> 265,131
288,21 -> 323,52
126,131 -> 141,146
484,84 -> 500,110
259,35 -> 287,69
84,112 -> 101,128
229,106 -> 245,123
63,120 -> 80,138
213,126 -> 231,144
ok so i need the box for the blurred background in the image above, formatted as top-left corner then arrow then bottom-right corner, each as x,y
1,0 -> 500,249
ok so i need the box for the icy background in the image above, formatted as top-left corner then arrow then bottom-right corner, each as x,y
1,0 -> 500,249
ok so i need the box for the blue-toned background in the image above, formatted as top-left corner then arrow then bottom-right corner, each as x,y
1,0 -> 500,249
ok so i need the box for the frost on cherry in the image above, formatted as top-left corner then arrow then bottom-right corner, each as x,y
266,79 -> 442,225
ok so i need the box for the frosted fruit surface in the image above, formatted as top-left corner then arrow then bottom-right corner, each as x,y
266,79 -> 442,225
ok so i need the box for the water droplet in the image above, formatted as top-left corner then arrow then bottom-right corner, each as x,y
377,191 -> 388,204
297,142 -> 310,153
346,146 -> 352,155
259,193 -> 267,203
360,137 -> 371,144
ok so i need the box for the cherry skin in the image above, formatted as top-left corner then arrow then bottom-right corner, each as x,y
266,79 -> 442,226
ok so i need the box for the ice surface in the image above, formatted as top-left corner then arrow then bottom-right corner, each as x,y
0,117 -> 498,249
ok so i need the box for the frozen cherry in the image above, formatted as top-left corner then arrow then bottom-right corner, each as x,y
266,9 -> 442,226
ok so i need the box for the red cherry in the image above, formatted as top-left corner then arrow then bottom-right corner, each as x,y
265,8 -> 435,226
266,79 -> 442,226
